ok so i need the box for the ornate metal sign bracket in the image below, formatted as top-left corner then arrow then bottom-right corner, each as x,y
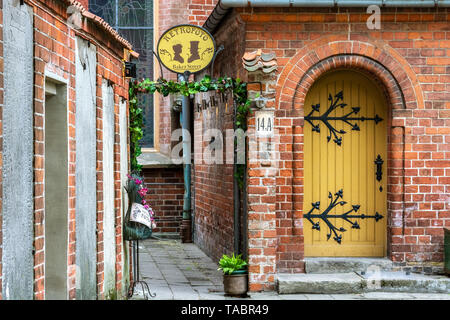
209,44 -> 224,78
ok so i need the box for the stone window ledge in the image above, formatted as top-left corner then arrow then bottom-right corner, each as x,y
138,151 -> 181,169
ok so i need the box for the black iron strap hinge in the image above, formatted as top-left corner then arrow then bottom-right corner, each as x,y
305,91 -> 383,146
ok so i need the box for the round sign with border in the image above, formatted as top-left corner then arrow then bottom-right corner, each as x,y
157,24 -> 216,75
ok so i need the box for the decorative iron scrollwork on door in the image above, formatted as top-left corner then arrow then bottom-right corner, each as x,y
304,190 -> 384,244
305,91 -> 383,146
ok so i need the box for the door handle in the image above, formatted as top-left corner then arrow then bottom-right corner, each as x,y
375,155 -> 383,182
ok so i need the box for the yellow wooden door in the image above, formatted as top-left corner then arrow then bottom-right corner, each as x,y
303,70 -> 387,257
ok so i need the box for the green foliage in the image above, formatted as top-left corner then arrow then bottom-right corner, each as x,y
105,288 -> 119,300
128,84 -> 143,173
218,253 -> 248,275
129,75 -> 252,187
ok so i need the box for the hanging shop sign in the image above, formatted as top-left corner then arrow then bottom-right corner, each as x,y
157,24 -> 216,75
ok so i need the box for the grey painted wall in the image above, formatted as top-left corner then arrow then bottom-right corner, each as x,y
119,99 -> 129,295
1,0 -> 34,300
75,37 -> 97,300
44,79 -> 68,300
102,80 -> 116,297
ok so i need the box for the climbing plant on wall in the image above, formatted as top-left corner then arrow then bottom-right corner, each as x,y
128,75 -> 252,189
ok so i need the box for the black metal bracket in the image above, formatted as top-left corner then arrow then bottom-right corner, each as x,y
209,44 -> 224,78
152,50 -> 165,80
375,154 -> 384,182
127,240 -> 156,300
305,91 -> 383,146
304,190 -> 384,244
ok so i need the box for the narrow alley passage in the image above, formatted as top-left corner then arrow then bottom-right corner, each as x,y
132,239 -> 226,300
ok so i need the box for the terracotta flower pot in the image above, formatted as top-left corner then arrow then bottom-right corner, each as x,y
223,270 -> 248,297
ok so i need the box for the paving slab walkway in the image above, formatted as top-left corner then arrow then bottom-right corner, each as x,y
132,239 -> 450,300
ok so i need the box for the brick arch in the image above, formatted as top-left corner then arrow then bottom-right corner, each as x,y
292,55 -> 405,112
276,35 -> 424,111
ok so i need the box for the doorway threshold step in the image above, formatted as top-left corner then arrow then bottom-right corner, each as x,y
305,257 -> 393,274
277,272 -> 450,294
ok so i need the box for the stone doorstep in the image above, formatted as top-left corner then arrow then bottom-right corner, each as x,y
305,257 -> 393,274
277,272 -> 450,295
152,232 -> 181,240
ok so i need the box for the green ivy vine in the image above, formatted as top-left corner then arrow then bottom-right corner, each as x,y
129,75 -> 252,189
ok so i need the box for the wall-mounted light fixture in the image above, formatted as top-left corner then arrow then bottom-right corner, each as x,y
124,62 -> 137,79
247,81 -> 267,109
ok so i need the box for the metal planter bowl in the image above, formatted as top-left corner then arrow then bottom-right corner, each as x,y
223,271 -> 248,297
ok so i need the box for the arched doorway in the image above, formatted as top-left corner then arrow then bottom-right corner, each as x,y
303,70 -> 388,257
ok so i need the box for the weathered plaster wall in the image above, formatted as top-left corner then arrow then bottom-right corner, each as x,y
119,99 -> 129,294
75,37 -> 97,300
102,79 -> 116,297
0,0 -> 4,301
1,0 -> 34,300
44,76 -> 68,300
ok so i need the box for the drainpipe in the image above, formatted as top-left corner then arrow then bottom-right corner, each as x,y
219,0 -> 450,7
242,155 -> 248,261
233,98 -> 241,255
179,72 -> 192,243
204,0 -> 450,32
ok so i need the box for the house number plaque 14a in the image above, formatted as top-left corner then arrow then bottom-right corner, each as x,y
255,111 -> 274,138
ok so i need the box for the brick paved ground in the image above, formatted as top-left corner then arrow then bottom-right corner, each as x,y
132,239 -> 450,300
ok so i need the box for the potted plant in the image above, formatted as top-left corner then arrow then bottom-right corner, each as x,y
218,253 -> 248,297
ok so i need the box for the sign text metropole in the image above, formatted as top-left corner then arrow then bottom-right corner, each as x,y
157,24 -> 216,74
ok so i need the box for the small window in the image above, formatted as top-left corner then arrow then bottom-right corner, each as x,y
90,0 -> 155,148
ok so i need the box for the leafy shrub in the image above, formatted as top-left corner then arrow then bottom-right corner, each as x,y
218,253 -> 248,275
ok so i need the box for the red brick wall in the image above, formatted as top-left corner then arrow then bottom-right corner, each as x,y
188,0 -> 218,26
0,0 -> 3,301
143,168 -> 184,234
208,7 -> 450,291
0,0 -> 130,300
193,94 -> 235,261
78,0 -> 89,9
192,12 -> 246,262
